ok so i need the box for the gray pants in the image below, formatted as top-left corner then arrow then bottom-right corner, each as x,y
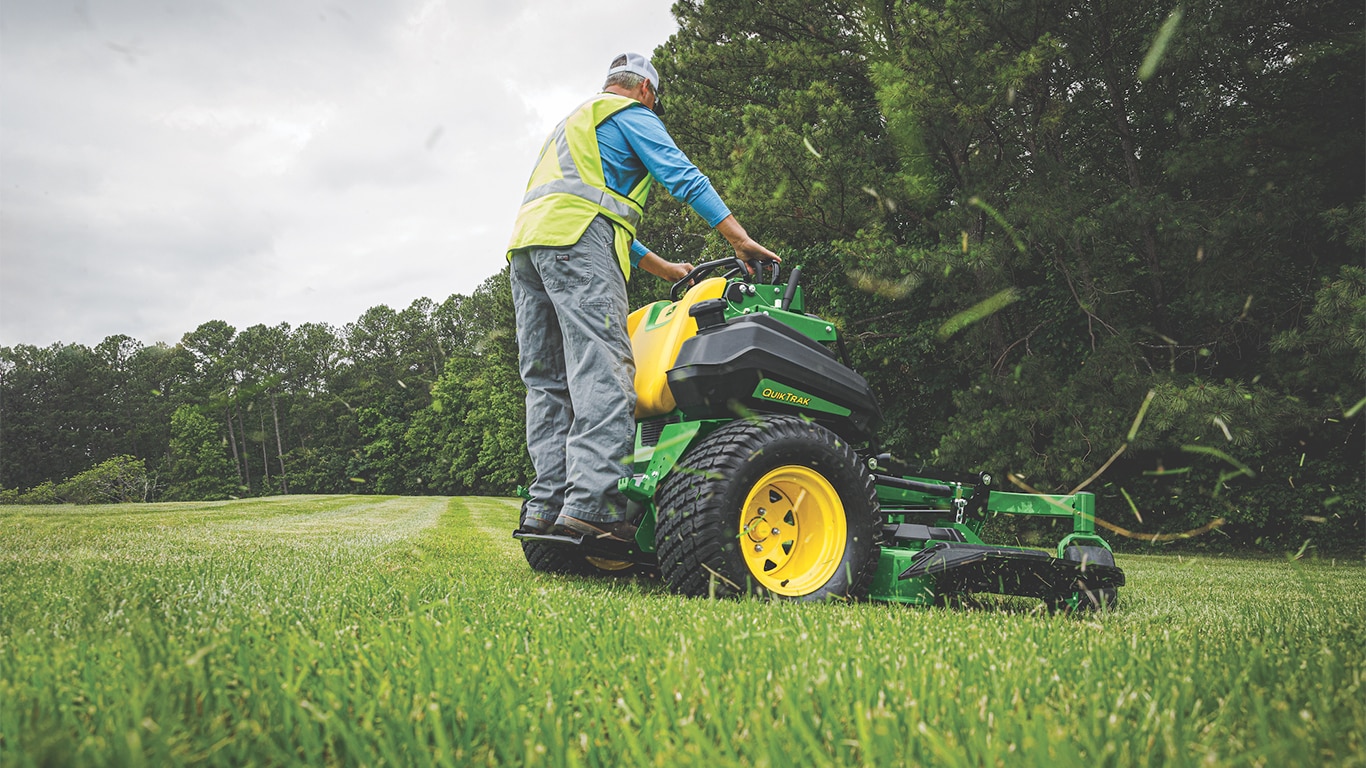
510,215 -> 635,525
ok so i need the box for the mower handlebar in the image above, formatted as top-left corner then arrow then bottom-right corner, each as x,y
670,257 -> 783,301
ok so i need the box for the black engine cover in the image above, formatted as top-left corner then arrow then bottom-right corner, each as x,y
666,314 -> 883,443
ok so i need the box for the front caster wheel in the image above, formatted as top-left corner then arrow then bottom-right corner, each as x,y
1046,545 -> 1120,612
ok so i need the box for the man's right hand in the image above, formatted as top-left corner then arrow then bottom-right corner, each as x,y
715,215 -> 780,266
715,215 -> 781,271
733,236 -> 780,266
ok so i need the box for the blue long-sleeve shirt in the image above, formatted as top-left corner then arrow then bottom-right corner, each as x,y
596,102 -> 731,266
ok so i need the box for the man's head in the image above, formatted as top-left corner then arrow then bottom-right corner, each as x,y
605,52 -> 663,116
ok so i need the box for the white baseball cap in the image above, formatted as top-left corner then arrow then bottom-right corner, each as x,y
607,52 -> 660,93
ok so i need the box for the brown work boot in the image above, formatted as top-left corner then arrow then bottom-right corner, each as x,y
518,516 -> 557,535
554,515 -> 638,543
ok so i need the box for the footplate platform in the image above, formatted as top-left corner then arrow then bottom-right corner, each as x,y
898,542 -> 1125,599
512,530 -> 656,567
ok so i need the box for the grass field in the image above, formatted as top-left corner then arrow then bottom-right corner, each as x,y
1,496 -> 1362,767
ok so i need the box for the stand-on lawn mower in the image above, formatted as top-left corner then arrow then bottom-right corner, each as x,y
514,259 -> 1124,610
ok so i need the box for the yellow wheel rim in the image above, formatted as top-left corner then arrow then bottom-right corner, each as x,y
739,465 -> 847,596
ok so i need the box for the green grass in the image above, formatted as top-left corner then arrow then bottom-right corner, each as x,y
1,497 -> 1362,767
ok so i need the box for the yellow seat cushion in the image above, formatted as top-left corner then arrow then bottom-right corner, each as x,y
628,278 -> 727,418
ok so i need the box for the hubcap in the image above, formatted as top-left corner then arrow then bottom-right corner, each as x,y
739,465 -> 847,596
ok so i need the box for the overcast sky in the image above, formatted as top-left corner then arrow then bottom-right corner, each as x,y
0,0 -> 679,348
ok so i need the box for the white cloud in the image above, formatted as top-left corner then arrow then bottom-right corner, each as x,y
0,0 -> 679,347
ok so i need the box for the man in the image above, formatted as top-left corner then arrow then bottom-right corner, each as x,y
506,52 -> 778,542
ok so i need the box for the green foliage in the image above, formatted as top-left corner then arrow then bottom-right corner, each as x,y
1,498 -> 1362,765
347,405 -> 408,494
406,270 -> 532,496
0,339 -> 183,493
280,444 -> 350,495
419,356 -> 530,495
660,0 -> 901,247
0,481 -> 60,506
652,0 -> 1363,552
1270,264 -> 1366,410
161,405 -> 238,501
43,455 -> 153,505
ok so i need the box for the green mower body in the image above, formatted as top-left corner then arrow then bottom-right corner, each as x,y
515,261 -> 1123,610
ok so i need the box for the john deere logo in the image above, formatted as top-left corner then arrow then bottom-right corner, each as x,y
761,387 -> 811,406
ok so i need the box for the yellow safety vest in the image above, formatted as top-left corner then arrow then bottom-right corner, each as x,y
506,93 -> 655,278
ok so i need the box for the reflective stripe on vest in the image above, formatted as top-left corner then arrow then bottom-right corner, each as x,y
506,93 -> 654,276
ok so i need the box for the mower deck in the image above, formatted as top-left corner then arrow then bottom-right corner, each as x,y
897,541 -> 1125,599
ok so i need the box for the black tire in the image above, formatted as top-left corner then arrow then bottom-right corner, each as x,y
1046,545 -> 1120,612
654,415 -> 881,601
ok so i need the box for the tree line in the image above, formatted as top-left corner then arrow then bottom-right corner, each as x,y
0,277 -> 534,502
2,0 -> 1362,554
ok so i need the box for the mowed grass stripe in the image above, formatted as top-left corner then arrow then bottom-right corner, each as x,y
0,497 -> 1362,767
0,495 -> 445,564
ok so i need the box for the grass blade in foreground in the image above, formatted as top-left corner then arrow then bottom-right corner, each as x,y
1,496 -> 1362,766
